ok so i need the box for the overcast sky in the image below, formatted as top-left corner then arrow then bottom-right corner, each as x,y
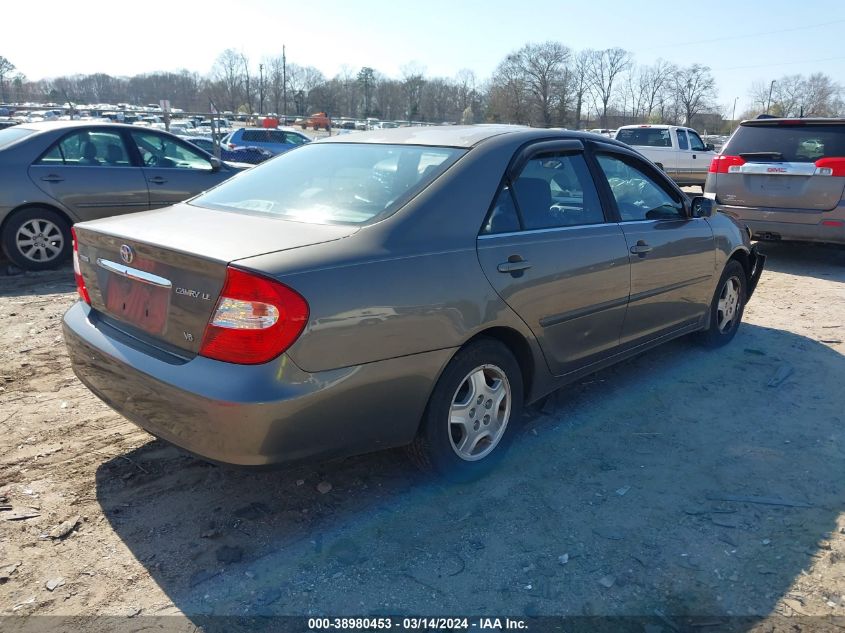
5,0 -> 845,113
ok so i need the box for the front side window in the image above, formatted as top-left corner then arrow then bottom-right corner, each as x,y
688,131 -> 706,151
676,129 -> 689,150
130,131 -> 211,170
36,130 -> 130,167
596,154 -> 684,221
192,143 -> 465,225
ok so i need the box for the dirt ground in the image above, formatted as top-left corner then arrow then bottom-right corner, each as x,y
0,241 -> 844,631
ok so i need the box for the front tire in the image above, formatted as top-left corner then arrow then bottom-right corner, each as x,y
407,339 -> 523,482
1,207 -> 72,271
696,260 -> 747,348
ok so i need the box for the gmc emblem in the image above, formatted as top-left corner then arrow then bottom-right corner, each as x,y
767,167 -> 787,173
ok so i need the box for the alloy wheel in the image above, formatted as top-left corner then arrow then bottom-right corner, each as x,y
448,364 -> 512,462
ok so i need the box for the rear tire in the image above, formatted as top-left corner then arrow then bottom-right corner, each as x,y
695,260 -> 747,348
1,207 -> 72,271
407,339 -> 523,482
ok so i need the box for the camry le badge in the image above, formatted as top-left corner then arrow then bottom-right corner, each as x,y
120,244 -> 134,264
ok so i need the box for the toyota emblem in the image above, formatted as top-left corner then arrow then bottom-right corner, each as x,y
120,244 -> 134,264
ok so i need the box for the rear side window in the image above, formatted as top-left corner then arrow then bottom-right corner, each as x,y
242,129 -> 269,142
616,128 -> 672,148
36,130 -> 130,166
481,152 -> 604,234
725,124 -> 845,162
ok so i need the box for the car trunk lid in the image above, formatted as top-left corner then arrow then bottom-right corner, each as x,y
73,203 -> 356,357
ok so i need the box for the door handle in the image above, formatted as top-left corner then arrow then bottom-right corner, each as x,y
497,256 -> 532,273
629,241 -> 653,256
692,154 -> 697,159
148,176 -> 168,184
40,175 -> 64,183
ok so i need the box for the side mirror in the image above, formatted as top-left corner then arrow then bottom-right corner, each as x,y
690,196 -> 714,218
209,157 -> 222,172
705,143 -> 715,151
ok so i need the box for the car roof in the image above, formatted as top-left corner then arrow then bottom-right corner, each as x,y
617,124 -> 678,130
236,126 -> 303,132
740,117 -> 845,127
317,124 -> 633,149
13,120 -> 163,133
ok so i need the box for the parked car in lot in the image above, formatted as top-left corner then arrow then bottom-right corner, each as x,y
220,127 -> 310,155
615,124 -> 716,187
297,112 -> 331,131
0,121 -> 247,270
705,117 -> 845,245
64,125 -> 764,480
182,136 -> 273,164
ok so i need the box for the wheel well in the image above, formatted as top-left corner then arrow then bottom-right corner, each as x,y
728,249 -> 751,279
465,327 -> 535,401
1,203 -> 73,236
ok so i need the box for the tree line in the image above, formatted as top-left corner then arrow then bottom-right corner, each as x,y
1,45 -> 843,131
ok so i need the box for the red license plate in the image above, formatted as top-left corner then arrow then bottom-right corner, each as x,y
104,275 -> 170,335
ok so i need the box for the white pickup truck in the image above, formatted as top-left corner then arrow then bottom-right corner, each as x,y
614,125 -> 716,188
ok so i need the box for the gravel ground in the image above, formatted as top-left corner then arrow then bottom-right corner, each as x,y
0,241 -> 844,631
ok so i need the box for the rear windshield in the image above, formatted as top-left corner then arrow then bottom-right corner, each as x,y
191,143 -> 466,225
615,128 -> 672,148
0,127 -> 36,149
726,124 -> 845,162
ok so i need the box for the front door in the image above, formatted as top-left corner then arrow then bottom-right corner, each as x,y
593,151 -> 715,345
127,129 -> 230,208
476,147 -> 631,377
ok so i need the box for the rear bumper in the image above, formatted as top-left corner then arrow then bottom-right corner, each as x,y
63,302 -> 452,466
719,205 -> 845,245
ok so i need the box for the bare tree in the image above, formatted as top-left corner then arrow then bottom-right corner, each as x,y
488,53 -> 528,124
211,49 -> 244,112
517,41 -> 570,127
674,63 -> 717,125
640,59 -> 676,120
0,56 -> 16,102
801,72 -> 842,116
570,50 -> 592,129
587,48 -> 632,128
401,62 -> 426,120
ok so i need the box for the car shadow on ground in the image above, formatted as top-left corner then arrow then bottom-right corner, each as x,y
755,241 -> 845,281
0,262 -> 74,298
94,321 -> 845,627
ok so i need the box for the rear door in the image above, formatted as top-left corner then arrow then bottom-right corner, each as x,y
28,128 -> 149,220
476,141 -> 631,377
711,122 -> 845,221
127,129 -> 232,208
593,148 -> 715,345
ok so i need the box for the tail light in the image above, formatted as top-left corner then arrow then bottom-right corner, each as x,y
199,267 -> 308,365
709,155 -> 746,174
814,158 -> 845,177
71,227 -> 91,305
228,143 -> 236,149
